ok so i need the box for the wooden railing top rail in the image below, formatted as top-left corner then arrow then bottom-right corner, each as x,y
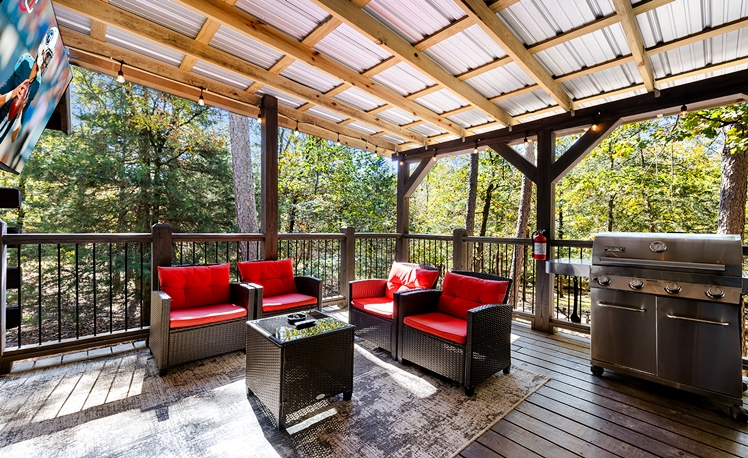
406,234 -> 452,241
464,236 -> 533,245
173,233 -> 264,242
279,233 -> 345,240
553,240 -> 593,248
354,233 -> 402,239
1,233 -> 152,244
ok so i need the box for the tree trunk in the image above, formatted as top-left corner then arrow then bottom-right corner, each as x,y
718,125 -> 748,242
509,142 -> 536,308
229,113 -> 259,260
466,152 -> 478,235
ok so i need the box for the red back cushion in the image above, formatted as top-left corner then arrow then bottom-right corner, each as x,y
436,271 -> 509,319
157,263 -> 231,310
385,262 -> 440,299
237,258 -> 297,297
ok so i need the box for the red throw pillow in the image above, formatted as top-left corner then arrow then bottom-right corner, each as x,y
157,263 -> 231,310
385,262 -> 418,299
237,258 -> 297,297
437,271 -> 509,320
415,268 -> 440,289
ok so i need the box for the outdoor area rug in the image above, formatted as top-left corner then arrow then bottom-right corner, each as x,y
0,340 -> 548,458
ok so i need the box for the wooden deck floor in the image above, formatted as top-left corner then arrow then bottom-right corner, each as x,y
461,323 -> 748,458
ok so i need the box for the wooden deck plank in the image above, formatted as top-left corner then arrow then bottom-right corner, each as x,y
471,428 -> 543,458
492,412 -> 583,458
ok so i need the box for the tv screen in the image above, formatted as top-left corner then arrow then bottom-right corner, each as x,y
0,0 -> 72,174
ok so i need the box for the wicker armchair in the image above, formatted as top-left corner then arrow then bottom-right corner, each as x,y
238,258 -> 322,319
349,262 -> 440,358
397,270 -> 512,396
150,263 -> 254,376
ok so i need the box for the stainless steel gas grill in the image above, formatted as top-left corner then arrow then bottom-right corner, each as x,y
589,232 -> 746,420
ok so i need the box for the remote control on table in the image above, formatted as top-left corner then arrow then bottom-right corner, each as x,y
294,319 -> 317,329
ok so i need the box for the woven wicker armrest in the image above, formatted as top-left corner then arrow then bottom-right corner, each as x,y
466,303 -> 512,334
295,276 -> 322,311
465,303 -> 512,388
398,289 -> 441,321
149,291 -> 172,372
230,283 -> 256,320
242,282 -> 264,318
349,278 -> 387,299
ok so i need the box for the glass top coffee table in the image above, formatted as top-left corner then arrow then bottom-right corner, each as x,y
245,310 -> 354,429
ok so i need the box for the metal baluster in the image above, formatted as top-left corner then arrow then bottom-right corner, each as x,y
109,243 -> 113,333
125,243 -> 129,331
57,244 -> 61,341
37,244 -> 41,345
140,242 -> 144,328
93,243 -> 97,336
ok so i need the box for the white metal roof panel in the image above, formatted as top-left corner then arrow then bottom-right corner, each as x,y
560,62 -> 641,99
54,5 -> 91,35
334,87 -> 384,112
414,89 -> 466,113
305,106 -> 347,123
408,123 -> 446,137
364,0 -> 465,43
210,26 -> 284,71
658,62 -> 748,89
514,108 -> 565,123
235,0 -> 329,41
574,87 -> 648,109
424,25 -> 508,75
499,0 -> 616,46
256,86 -> 306,108
280,61 -> 340,93
377,107 -> 418,126
107,28 -> 185,66
535,25 -> 630,77
379,133 -> 407,145
465,62 -> 536,98
346,122 -> 380,135
472,124 -> 503,134
371,63 -> 435,96
447,109 -> 493,128
314,23 -> 392,73
191,60 -> 254,89
495,90 -> 556,116
109,0 -> 204,39
650,29 -> 748,78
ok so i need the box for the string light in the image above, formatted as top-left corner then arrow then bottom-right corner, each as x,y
524,132 -> 528,144
680,104 -> 688,116
424,140 -> 427,150
198,87 -> 205,106
473,141 -> 478,154
257,106 -> 262,121
294,120 -> 300,137
336,133 -> 340,145
116,61 -> 125,83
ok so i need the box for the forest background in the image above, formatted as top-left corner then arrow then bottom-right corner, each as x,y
0,67 -> 740,243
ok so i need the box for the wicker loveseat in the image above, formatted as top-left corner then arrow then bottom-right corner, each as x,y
397,270 -> 512,396
150,263 -> 254,376
349,262 -> 440,358
237,258 -> 322,319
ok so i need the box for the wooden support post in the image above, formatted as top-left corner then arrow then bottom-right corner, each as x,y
452,228 -> 467,271
340,226 -> 356,307
0,221 -> 9,374
261,95 -> 279,260
534,130 -> 555,334
395,156 -> 409,262
151,224 -> 173,291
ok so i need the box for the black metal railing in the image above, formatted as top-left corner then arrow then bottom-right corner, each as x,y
278,233 -> 344,300
552,241 -> 593,326
354,233 -> 397,280
407,234 -> 452,287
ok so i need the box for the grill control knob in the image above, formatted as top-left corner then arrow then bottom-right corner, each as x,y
596,276 -> 611,286
665,282 -> 682,294
629,278 -> 644,290
706,286 -> 725,299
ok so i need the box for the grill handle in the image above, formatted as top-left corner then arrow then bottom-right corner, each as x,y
597,257 -> 726,272
597,303 -> 646,312
665,314 -> 729,326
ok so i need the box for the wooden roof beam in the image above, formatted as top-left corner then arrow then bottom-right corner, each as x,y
457,0 -> 572,111
56,0 -> 425,144
61,29 -> 397,154
310,0 -> 513,127
414,17 -> 474,51
612,0 -> 656,92
301,16 -> 341,47
171,0 -> 466,137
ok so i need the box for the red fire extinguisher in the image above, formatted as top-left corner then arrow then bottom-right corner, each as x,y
533,229 -> 547,261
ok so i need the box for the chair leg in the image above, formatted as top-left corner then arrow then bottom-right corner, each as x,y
503,365 -> 510,374
159,368 -> 167,377
464,387 -> 475,396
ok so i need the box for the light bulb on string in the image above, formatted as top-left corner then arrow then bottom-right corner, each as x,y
336,133 -> 340,145
116,61 -> 125,83
294,120 -> 300,137
680,104 -> 688,116
198,87 -> 205,106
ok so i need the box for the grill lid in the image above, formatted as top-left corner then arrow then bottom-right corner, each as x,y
592,232 -> 742,277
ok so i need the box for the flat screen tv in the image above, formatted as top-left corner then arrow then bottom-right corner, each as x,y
0,0 -> 72,174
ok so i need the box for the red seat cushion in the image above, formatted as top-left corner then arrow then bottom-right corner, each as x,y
262,293 -> 318,313
158,264 -> 231,310
385,262 -> 440,299
237,259 -> 297,297
403,312 -> 467,345
169,303 -> 247,329
351,297 -> 394,318
437,272 -> 509,320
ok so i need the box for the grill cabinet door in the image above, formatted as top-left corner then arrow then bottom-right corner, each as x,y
656,297 -> 743,398
591,288 -> 657,375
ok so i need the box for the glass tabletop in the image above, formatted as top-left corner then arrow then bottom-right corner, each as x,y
249,310 -> 352,344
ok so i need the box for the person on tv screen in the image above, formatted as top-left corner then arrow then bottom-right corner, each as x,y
0,26 -> 59,144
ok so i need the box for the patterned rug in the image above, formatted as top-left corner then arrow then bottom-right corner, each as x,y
0,340 -> 548,458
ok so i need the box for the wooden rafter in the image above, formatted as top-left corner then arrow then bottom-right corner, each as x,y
309,0 -> 513,126
551,119 -> 622,183
301,16 -> 341,47
612,0 -> 656,92
488,142 -> 538,183
403,158 -> 436,197
414,17 -> 474,51
55,0 -> 425,144
171,0 -> 465,137
361,57 -> 399,78
487,0 -> 521,12
457,0 -> 572,111
179,19 -> 222,71
60,29 -> 397,154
